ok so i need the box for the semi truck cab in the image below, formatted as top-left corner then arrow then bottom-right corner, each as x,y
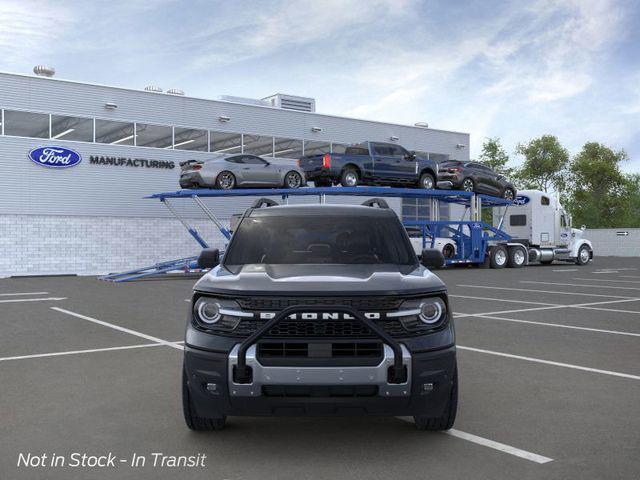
496,189 -> 593,265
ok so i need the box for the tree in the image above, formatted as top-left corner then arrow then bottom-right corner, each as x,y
478,137 -> 514,177
515,135 -> 569,192
566,142 -> 634,228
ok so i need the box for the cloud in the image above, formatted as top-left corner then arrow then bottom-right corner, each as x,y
0,0 -> 74,68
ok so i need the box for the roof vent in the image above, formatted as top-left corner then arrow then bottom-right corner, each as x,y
167,88 -> 185,96
262,94 -> 316,112
144,85 -> 163,93
33,65 -> 55,77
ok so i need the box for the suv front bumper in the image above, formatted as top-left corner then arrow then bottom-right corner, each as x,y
184,343 -> 456,417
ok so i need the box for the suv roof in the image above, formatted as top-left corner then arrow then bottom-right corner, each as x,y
248,204 -> 396,218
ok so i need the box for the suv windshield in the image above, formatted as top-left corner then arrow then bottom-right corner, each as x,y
223,214 -> 417,273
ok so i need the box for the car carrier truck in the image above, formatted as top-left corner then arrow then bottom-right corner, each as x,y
490,189 -> 593,268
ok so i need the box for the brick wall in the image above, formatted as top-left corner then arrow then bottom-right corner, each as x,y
583,228 -> 640,257
0,215 -> 231,278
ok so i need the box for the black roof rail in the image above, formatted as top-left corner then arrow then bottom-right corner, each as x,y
361,198 -> 389,209
251,198 -> 279,209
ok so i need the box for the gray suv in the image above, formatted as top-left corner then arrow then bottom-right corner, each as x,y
182,199 -> 457,431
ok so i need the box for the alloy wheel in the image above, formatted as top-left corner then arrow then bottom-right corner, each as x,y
286,172 -> 301,189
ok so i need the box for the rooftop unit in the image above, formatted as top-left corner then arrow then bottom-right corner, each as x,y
262,93 -> 316,113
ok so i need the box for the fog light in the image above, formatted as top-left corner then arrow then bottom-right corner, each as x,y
206,383 -> 218,393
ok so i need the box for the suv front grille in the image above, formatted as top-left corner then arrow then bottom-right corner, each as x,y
268,319 -> 371,337
257,342 -> 382,358
235,296 -> 404,311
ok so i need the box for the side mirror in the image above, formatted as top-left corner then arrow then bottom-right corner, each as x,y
421,249 -> 445,269
581,225 -> 586,231
405,151 -> 416,161
197,248 -> 220,269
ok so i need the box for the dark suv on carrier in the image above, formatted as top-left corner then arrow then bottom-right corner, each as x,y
182,199 -> 457,431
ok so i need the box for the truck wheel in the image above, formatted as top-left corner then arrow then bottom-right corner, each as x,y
507,246 -> 526,268
216,171 -> 236,190
419,172 -> 435,189
340,168 -> 359,187
414,365 -> 458,431
182,366 -> 226,431
576,245 -> 591,265
489,245 -> 507,269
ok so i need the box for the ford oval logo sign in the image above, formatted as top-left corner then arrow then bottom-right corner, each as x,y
514,195 -> 530,206
28,146 -> 82,168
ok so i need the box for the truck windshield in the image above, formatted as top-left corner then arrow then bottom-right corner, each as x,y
223,215 -> 417,272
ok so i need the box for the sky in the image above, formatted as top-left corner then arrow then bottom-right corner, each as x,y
1,0 -> 639,171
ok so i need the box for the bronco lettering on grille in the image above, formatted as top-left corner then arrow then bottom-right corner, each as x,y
258,312 -> 381,320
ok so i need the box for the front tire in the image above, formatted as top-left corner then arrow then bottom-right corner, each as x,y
340,168 -> 359,187
182,367 -> 226,431
418,172 -> 435,189
284,171 -> 303,189
490,245 -> 508,269
576,245 -> 591,265
414,365 -> 458,431
216,171 -> 236,190
502,187 -> 515,201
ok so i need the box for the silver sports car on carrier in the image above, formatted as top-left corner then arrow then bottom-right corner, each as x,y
179,154 -> 307,190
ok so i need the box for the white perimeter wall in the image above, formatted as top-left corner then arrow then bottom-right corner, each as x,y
584,228 -> 640,257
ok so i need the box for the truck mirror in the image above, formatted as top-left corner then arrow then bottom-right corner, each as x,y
197,248 -> 220,269
421,249 -> 445,269
581,225 -> 586,231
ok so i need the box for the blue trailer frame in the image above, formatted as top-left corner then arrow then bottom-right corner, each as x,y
101,186 -> 512,281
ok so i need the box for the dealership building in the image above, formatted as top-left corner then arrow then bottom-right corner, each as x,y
0,69 -> 470,277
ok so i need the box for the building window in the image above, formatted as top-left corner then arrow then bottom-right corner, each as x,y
243,134 -> 274,156
135,123 -> 172,149
210,131 -> 242,154
274,137 -> 303,159
95,119 -> 135,145
303,140 -> 331,156
173,127 -> 208,151
3,110 -> 49,138
51,115 -> 93,142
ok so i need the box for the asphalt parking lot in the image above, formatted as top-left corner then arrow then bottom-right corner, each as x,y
1,257 -> 639,480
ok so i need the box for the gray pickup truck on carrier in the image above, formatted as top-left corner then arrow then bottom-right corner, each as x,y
182,198 -> 457,431
299,141 -> 440,189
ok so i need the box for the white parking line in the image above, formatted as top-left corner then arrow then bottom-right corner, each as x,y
0,340 -> 186,362
456,284 -> 637,299
51,307 -> 184,351
552,269 -> 578,272
457,314 -> 640,337
573,277 -> 640,284
0,297 -> 67,304
621,275 -> 640,279
521,280 -> 640,292
0,292 -> 50,296
449,294 -> 559,307
458,346 -> 640,380
396,418 -> 553,464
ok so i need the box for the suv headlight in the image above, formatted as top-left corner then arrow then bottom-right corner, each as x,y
395,296 -> 448,330
193,297 -> 245,331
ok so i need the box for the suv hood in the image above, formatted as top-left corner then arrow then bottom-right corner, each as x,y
194,264 -> 446,296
